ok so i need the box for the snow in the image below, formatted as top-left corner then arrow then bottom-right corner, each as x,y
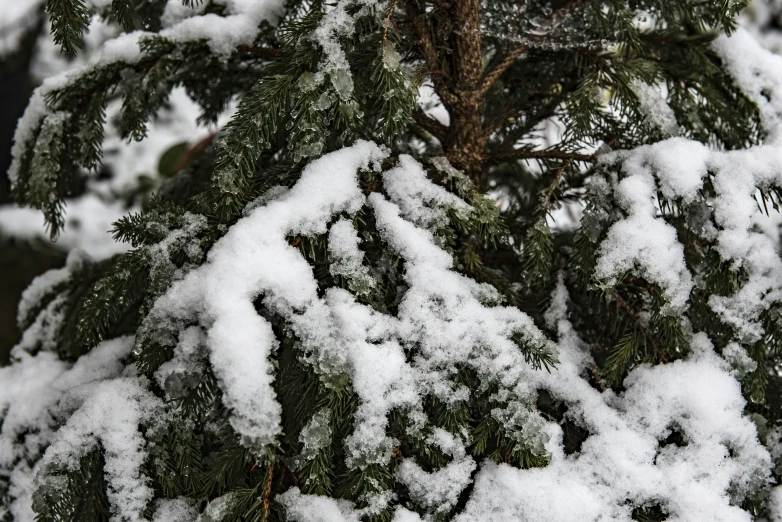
452,283 -> 770,522
154,325 -> 206,398
599,135 -> 782,336
0,337 -> 134,521
0,45 -> 228,260
741,0 -> 782,54
37,376 -> 162,522
0,0 -> 41,57
4,4 -> 230,258
328,219 -> 375,295
151,498 -> 199,522
135,126 -> 776,519
382,155 -> 471,232
630,79 -> 681,136
0,195 -> 130,260
722,342 -> 758,380
770,486 -> 782,522
8,0 -> 284,187
158,0 -> 285,56
595,143 -> 696,311
141,141 -> 388,448
198,492 -> 239,522
278,488 -> 362,522
311,0 -> 380,101
138,142 -> 554,515
714,28 -> 782,143
597,79 -> 782,329
15,250 -> 85,332
417,82 -> 450,128
396,429 -> 476,514
270,280 -> 771,522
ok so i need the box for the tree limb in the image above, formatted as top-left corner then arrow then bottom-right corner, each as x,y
487,149 -> 596,164
403,1 -> 455,105
413,108 -> 448,142
479,43 -> 527,96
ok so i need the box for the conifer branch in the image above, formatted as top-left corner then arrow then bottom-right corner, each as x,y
235,45 -> 281,58
404,1 -> 455,105
412,108 -> 448,141
261,463 -> 274,520
489,149 -> 596,164
479,43 -> 527,95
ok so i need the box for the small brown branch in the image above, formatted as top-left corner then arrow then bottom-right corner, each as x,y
413,109 -> 448,142
537,160 -> 572,217
261,463 -> 274,520
488,149 -> 596,164
613,292 -> 669,363
404,1 -> 455,105
383,0 -> 400,41
235,45 -> 280,59
479,43 -> 527,96
588,362 -> 607,392
173,130 -> 219,173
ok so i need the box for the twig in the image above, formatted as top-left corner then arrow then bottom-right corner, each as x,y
261,463 -> 274,520
488,149 -> 596,164
403,1 -> 455,105
412,108 -> 448,141
383,0 -> 400,41
479,43 -> 527,95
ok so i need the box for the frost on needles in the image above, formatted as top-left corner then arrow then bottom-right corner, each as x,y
3,0 -> 782,521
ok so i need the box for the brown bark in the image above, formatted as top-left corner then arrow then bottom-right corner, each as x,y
443,0 -> 486,187
406,1 -> 523,188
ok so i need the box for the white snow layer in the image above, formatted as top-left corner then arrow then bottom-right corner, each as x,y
278,281 -> 770,521
630,79 -> 681,136
0,337 -> 135,521
594,29 -> 782,336
138,136 -> 771,521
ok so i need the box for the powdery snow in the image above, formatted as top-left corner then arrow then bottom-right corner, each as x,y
141,141 -> 388,448
452,281 -> 770,522
270,280 -> 771,522
594,29 -> 782,329
630,79 -> 681,137
140,142 -> 556,511
0,337 -> 134,522
598,135 -> 782,337
278,488 -> 363,522
37,376 -> 163,522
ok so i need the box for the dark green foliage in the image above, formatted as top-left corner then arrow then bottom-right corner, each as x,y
45,0 -> 90,58
32,449 -> 110,522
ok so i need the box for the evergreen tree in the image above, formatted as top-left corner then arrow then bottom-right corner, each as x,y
2,0 -> 782,520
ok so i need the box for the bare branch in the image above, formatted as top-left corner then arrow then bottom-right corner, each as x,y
403,1 -> 455,105
413,109 -> 448,142
487,149 -> 596,164
479,44 -> 527,96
